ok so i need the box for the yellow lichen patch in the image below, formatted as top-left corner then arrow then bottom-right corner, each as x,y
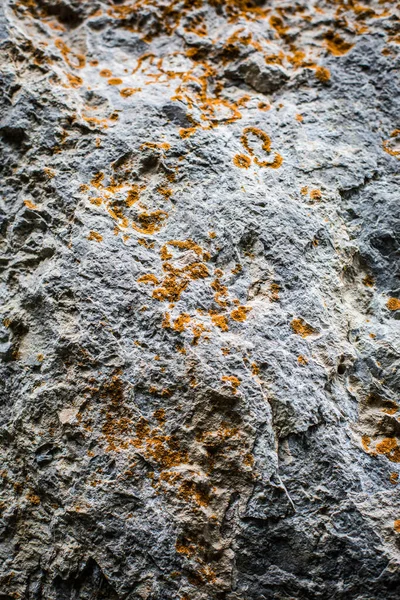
233,153 -> 251,168
120,87 -> 142,97
291,318 -> 317,338
210,313 -> 229,331
108,78 -> 123,85
132,210 -> 168,234
314,66 -> 331,83
137,273 -> 159,285
221,375 -> 241,394
231,305 -> 251,322
173,313 -> 191,332
88,231 -> 103,242
298,355 -> 308,365
296,114 -> 303,122
387,297 -> 400,311
301,186 -> 308,195
324,32 -> 354,56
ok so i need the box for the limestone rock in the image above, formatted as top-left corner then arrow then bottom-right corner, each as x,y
0,1 -> 400,599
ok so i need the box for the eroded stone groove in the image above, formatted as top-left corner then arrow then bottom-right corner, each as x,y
0,0 -> 399,598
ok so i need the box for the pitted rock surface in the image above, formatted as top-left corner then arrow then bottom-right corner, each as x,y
0,1 -> 400,598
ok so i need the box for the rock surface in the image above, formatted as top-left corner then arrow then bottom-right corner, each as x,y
0,1 -> 400,598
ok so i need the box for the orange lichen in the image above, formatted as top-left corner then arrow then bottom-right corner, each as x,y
270,282 -> 280,302
108,78 -> 123,85
99,69 -> 112,77
310,189 -> 322,200
375,438 -> 400,463
387,298 -> 400,311
210,314 -> 229,331
157,186 -> 173,200
120,87 -> 142,97
390,472 -> 399,485
173,313 -> 191,332
66,73 -> 83,88
324,32 -> 354,56
233,153 -> 251,168
26,492 -> 40,505
363,275 -> 375,287
132,210 -> 168,234
231,305 -> 251,322
300,186 -> 308,195
361,435 -> 371,452
87,231 -> 103,242
255,152 -> 283,169
291,318 -> 317,337
221,375 -> 241,394
137,274 -> 159,285
24,199 -> 38,210
296,114 -> 303,122
394,520 -> 400,533
382,130 -> 400,157
315,66 -> 331,83
241,126 -> 271,155
298,355 -> 308,365
251,362 -> 259,375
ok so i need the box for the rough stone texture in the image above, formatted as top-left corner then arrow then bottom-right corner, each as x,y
0,1 -> 400,598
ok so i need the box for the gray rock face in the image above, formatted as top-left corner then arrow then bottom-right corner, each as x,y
0,1 -> 399,598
